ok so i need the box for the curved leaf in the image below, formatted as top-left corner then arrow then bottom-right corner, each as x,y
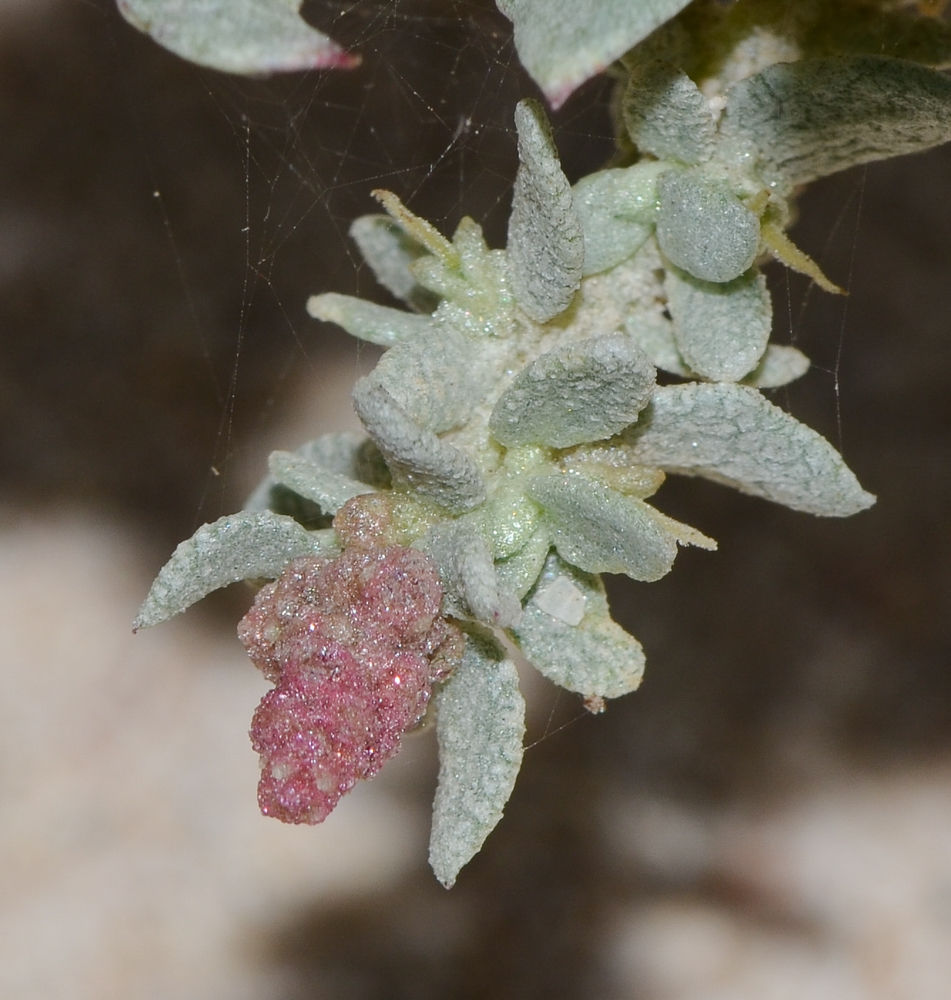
306,293 -> 431,348
511,553 -> 645,699
572,162 -> 666,276
508,100 -> 584,322
623,383 -> 876,516
742,345 -> 810,389
134,511 -> 332,629
528,474 -> 678,581
494,529 -> 552,600
623,60 -> 715,165
352,378 -> 486,513
489,332 -> 655,448
665,266 -> 771,382
497,0 -> 693,108
268,451 -> 375,513
117,0 -> 357,75
369,323 -> 492,434
430,632 -> 525,888
418,520 -> 522,628
720,56 -> 951,190
349,214 -> 440,313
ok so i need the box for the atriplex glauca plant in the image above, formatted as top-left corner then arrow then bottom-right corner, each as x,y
125,0 -> 951,886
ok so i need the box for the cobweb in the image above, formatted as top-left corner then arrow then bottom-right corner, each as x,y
144,0 -> 620,524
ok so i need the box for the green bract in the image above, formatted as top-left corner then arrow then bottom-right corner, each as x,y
134,1 -> 951,887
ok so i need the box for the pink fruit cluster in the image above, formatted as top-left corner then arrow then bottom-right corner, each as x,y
238,545 -> 462,824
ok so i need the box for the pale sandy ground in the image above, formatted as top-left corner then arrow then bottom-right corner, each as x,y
601,771 -> 951,999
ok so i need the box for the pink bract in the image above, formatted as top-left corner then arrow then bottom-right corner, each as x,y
238,546 -> 461,824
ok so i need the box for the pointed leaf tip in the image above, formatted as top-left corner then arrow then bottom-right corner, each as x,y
134,511 -> 332,629
624,383 -> 876,516
118,0 -> 358,75
721,56 -> 951,191
508,99 -> 584,322
430,633 -> 525,887
497,0 -> 693,108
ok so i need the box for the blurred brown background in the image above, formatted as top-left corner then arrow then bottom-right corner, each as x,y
1,1 -> 950,997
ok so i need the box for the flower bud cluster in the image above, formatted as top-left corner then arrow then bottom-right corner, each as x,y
237,547 -> 462,823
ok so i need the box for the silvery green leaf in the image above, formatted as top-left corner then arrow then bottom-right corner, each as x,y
720,56 -> 951,191
742,345 -> 810,389
622,60 -> 715,165
507,100 -> 584,322
490,333 -> 655,448
623,383 -> 876,516
656,169 -> 760,283
297,433 -> 390,487
430,631 -> 525,888
511,553 -> 645,699
418,521 -> 522,628
573,162 -> 666,276
624,310 -> 690,377
478,482 -> 544,560
244,433 -> 388,515
352,378 -> 486,513
306,293 -> 431,348
496,0 -> 693,108
527,475 -> 678,581
665,266 -> 771,382
117,0 -> 356,75
134,512 -> 332,629
268,451 -> 374,514
494,530 -> 552,600
349,214 -> 440,313
369,322 -> 491,434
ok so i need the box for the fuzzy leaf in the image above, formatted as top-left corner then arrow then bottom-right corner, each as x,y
624,311 -> 690,376
508,100 -> 584,322
656,169 -> 760,283
117,0 -> 356,75
418,521 -> 522,628
268,451 -> 375,513
134,512 -> 331,629
623,60 -> 715,165
528,475 -> 678,581
245,433 -> 389,515
497,0 -> 693,108
349,214 -> 440,313
511,553 -> 645,699
296,433 -> 390,486
623,383 -> 876,516
430,632 -> 525,888
494,530 -> 552,600
572,162 -> 666,276
742,345 -> 810,389
665,266 -> 771,382
490,332 -> 655,448
352,378 -> 486,513
369,323 -> 491,434
720,55 -> 951,191
306,293 -> 431,348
